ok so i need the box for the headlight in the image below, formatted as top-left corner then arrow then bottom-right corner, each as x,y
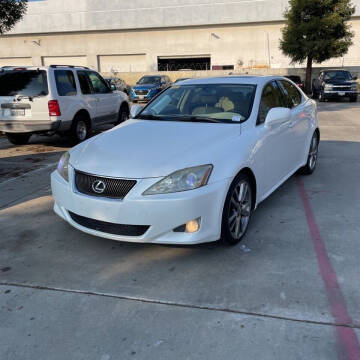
351,83 -> 358,91
143,165 -> 213,195
324,84 -> 333,90
57,152 -> 70,181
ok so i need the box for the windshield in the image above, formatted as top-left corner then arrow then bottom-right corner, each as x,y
324,71 -> 353,81
0,70 -> 48,97
137,76 -> 161,85
137,84 -> 256,123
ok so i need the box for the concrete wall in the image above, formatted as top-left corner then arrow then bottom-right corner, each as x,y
10,0 -> 290,35
2,20 -> 360,71
8,0 -> 360,36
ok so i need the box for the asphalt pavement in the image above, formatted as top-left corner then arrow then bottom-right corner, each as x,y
1,101 -> 360,360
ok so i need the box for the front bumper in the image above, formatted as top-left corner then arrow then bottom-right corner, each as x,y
323,90 -> 358,98
130,90 -> 160,103
51,168 -> 230,245
0,119 -> 61,133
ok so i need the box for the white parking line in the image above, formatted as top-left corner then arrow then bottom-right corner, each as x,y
0,162 -> 58,186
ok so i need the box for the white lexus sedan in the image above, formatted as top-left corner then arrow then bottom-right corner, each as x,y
51,76 -> 319,245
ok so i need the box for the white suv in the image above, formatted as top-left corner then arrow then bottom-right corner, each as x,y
0,65 -> 130,144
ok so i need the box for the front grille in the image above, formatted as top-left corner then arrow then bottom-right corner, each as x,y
333,86 -> 351,91
69,211 -> 149,236
75,170 -> 137,199
134,90 -> 148,96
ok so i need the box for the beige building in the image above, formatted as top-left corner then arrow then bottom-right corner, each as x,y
1,0 -> 360,79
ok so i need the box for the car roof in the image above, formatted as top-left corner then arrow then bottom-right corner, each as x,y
176,75 -> 285,86
0,65 -> 90,71
322,69 -> 350,72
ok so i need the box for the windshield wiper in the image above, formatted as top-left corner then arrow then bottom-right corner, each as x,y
175,116 -> 235,124
136,114 -> 164,120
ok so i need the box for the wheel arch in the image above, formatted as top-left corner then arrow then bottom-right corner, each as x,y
73,109 -> 92,130
223,167 -> 258,210
314,127 -> 320,140
239,167 -> 258,209
119,100 -> 130,115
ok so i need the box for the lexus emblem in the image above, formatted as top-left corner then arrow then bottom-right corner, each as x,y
92,180 -> 106,194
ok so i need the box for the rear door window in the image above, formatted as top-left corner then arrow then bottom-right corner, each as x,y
0,70 -> 48,97
77,71 -> 93,95
54,70 -> 77,96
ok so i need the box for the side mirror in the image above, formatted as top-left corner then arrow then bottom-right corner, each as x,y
265,107 -> 291,128
110,84 -> 116,91
130,104 -> 143,118
353,75 -> 358,80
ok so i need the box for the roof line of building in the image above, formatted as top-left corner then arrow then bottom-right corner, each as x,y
5,15 -> 360,38
1,20 -> 291,38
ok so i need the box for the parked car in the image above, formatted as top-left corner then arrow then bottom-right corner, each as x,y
312,69 -> 358,102
52,76 -> 319,246
130,75 -> 172,103
0,65 -> 130,145
104,77 -> 131,96
1,66 -> 28,72
285,75 -> 304,90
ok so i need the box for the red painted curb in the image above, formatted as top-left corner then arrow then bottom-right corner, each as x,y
297,177 -> 360,360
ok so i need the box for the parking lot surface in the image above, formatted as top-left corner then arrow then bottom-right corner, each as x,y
1,101 -> 360,360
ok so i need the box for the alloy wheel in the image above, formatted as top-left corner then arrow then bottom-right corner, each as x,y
228,180 -> 252,240
76,120 -> 87,141
308,135 -> 319,170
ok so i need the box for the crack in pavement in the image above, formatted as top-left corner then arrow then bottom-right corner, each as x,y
0,162 -> 58,186
2,282 -> 360,330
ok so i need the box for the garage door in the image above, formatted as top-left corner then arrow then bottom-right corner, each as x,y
0,57 -> 32,67
98,54 -> 147,72
42,56 -> 87,67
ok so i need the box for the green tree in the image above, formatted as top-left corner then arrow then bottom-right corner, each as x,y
0,0 -> 28,35
280,0 -> 355,93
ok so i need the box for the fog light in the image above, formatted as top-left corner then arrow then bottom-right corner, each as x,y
185,218 -> 200,233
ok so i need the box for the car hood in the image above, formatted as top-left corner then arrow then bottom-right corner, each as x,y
133,84 -> 160,90
323,79 -> 356,85
70,119 -> 238,179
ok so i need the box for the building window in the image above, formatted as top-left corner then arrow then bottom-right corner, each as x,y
158,57 -> 211,71
212,65 -> 234,70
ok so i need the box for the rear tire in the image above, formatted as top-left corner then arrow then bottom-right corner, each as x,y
299,132 -> 319,175
69,114 -> 89,144
5,133 -> 31,145
221,173 -> 253,246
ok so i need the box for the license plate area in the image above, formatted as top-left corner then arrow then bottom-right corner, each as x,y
2,108 -> 27,117
338,92 -> 346,96
10,109 -> 25,116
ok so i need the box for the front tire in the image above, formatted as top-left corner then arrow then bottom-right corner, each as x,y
299,132 -> 319,175
5,133 -> 31,145
349,95 -> 358,103
117,104 -> 129,124
318,90 -> 326,102
221,173 -> 253,246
